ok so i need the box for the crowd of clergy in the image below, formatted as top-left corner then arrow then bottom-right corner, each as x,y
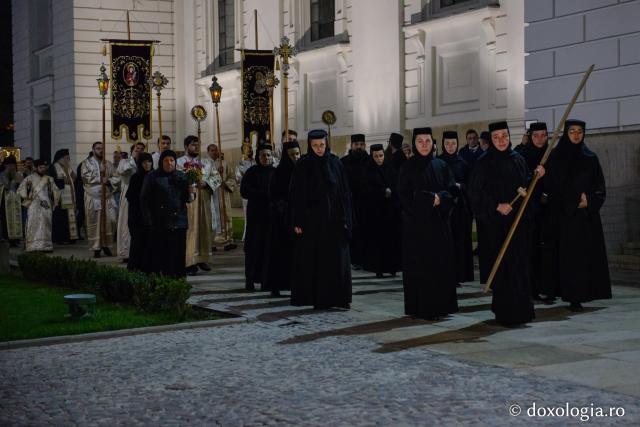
0,118 -> 612,327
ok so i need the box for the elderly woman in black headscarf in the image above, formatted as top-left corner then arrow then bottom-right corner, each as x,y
263,140 -> 301,296
289,129 -> 353,309
545,119 -> 611,312
397,127 -> 458,320
439,131 -> 474,285
140,150 -> 194,278
469,121 -> 546,327
125,152 -> 153,272
519,122 -> 555,303
241,143 -> 276,291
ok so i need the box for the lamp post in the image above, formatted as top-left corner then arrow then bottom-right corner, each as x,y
97,64 -> 110,247
273,36 -> 296,143
150,70 -> 168,145
209,76 -> 228,241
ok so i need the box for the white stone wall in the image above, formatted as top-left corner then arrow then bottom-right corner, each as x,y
402,1 -> 525,137
73,0 -> 175,162
524,0 -> 640,131
11,0 -> 32,157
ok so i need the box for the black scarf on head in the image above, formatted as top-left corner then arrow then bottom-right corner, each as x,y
438,131 -> 460,164
555,119 -> 586,168
411,127 -> 434,165
136,152 -> 153,174
306,130 -> 337,189
157,150 -> 177,176
520,124 -> 548,172
486,122 -> 513,161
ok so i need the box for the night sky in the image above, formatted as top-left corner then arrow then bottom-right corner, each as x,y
0,1 -> 14,146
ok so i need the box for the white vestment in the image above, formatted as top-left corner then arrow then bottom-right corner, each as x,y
17,174 -> 60,251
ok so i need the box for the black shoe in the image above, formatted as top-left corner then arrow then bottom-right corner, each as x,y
186,265 -> 198,276
102,247 -> 113,257
93,250 -> 101,258
271,290 -> 281,297
569,302 -> 584,312
212,246 -> 218,252
224,243 -> 237,251
245,282 -> 255,291
352,264 -> 362,271
375,272 -> 383,278
391,272 -> 397,277
197,263 -> 211,272
121,258 -> 129,264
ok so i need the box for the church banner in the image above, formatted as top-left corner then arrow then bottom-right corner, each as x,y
241,50 -> 274,146
109,40 -> 153,143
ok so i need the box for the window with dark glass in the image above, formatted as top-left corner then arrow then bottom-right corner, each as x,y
440,0 -> 473,8
218,0 -> 235,67
310,0 -> 334,42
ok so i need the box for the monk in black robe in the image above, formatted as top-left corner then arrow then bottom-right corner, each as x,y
439,131 -> 474,285
545,119 -> 612,312
363,144 -> 401,277
126,152 -> 153,272
469,121 -> 546,327
397,127 -> 458,320
49,149 -> 77,244
341,133 -> 369,269
519,122 -> 555,303
264,140 -> 301,296
241,144 -> 276,291
290,129 -> 352,309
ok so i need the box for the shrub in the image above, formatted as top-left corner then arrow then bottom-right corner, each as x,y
17,253 -> 191,315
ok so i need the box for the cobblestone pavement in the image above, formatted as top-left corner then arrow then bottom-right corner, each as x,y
2,246 -> 640,425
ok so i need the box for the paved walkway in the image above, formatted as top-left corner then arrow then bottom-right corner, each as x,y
1,244 -> 639,425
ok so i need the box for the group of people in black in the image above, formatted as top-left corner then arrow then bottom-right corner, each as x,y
241,119 -> 612,327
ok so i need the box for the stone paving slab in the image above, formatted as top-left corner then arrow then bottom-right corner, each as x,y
2,243 -> 640,425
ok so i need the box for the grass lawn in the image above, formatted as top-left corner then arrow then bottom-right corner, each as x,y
0,275 -> 222,342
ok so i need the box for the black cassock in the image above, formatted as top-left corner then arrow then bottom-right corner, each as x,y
545,133 -> 611,303
397,155 -> 458,319
290,150 -> 353,309
341,150 -> 370,266
439,152 -> 474,284
125,160 -> 151,273
241,163 -> 275,288
469,147 -> 534,326
362,159 -> 401,275
48,165 -> 76,244
519,142 -> 555,298
263,155 -> 296,292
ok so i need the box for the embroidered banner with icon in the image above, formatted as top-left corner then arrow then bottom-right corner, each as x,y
241,50 -> 274,145
110,40 -> 153,143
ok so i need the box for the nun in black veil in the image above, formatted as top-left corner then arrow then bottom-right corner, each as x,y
289,129 -> 353,309
397,127 -> 458,320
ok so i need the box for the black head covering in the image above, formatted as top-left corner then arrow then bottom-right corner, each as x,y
529,122 -> 548,133
136,152 -> 153,172
370,144 -> 384,154
388,133 -> 404,149
521,122 -> 549,171
487,121 -> 512,157
283,140 -> 300,152
307,129 -> 337,187
34,159 -> 47,167
411,127 -> 434,162
256,143 -> 274,167
480,131 -> 491,143
555,119 -> 586,165
157,150 -> 177,174
3,155 -> 17,166
53,149 -> 70,164
439,131 -> 460,162
351,134 -> 365,143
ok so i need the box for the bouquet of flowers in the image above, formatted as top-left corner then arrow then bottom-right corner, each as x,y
183,160 -> 204,186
